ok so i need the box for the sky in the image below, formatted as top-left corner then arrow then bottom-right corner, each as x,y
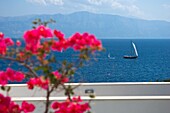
0,0 -> 170,21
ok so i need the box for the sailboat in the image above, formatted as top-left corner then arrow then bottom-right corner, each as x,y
108,53 -> 115,59
123,42 -> 138,59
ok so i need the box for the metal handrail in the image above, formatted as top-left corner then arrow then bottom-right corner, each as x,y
12,96 -> 170,101
4,82 -> 170,87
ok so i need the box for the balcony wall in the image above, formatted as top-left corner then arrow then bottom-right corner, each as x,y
1,82 -> 170,113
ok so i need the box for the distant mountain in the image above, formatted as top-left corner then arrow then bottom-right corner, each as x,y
0,11 -> 170,38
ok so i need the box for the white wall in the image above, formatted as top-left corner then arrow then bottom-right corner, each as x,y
1,82 -> 170,113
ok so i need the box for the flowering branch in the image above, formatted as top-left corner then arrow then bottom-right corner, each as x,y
0,56 -> 38,77
0,19 -> 103,113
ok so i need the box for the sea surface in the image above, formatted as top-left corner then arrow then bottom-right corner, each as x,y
74,39 -> 170,82
1,39 -> 170,82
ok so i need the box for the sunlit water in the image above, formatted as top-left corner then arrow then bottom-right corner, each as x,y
1,39 -> 170,82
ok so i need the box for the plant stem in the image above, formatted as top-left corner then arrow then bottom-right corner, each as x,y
61,84 -> 72,101
44,86 -> 54,113
44,88 -> 50,113
0,56 -> 38,77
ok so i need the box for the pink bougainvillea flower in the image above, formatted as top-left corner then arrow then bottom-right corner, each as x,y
68,102 -> 90,113
6,68 -> 16,81
21,101 -> 35,113
73,45 -> 84,51
0,93 -> 11,106
37,77 -> 49,90
27,76 -> 49,90
23,25 -> 53,54
0,33 -> 14,55
42,41 -> 51,52
0,40 -> 7,55
24,29 -> 40,43
72,96 -> 82,102
5,68 -> 25,82
51,101 -> 70,113
51,101 -> 60,109
52,71 -> 62,79
14,71 -> 25,82
51,41 -> 63,52
80,103 -> 90,112
51,40 -> 70,52
18,52 -> 26,61
68,33 -> 81,46
0,32 -> 4,39
67,32 -> 102,51
68,103 -> 82,113
0,68 -> 25,85
88,34 -> 102,49
51,96 -> 90,113
24,29 -> 41,53
0,93 -> 11,113
52,71 -> 69,83
4,38 -> 14,46
0,93 -> 35,113
27,78 -> 36,89
54,29 -> 65,41
0,71 -> 8,86
62,40 -> 70,50
16,40 -> 21,46
37,25 -> 53,38
9,101 -> 21,113
61,77 -> 69,83
25,43 -> 40,54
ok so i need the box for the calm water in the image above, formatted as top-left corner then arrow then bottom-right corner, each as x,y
74,39 -> 170,82
1,39 -> 170,82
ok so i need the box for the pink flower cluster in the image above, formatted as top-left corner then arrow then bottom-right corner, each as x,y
0,93 -> 35,113
51,30 -> 68,52
52,30 -> 102,52
51,96 -> 90,113
0,68 -> 25,86
52,71 -> 69,83
0,32 -> 14,55
27,76 -> 49,90
0,25 -> 102,113
23,25 -> 53,54
68,32 -> 102,51
27,71 -> 69,90
16,40 -> 21,46
23,25 -> 102,54
21,101 -> 35,113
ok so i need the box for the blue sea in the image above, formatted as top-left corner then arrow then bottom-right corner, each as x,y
74,39 -> 170,82
1,39 -> 170,83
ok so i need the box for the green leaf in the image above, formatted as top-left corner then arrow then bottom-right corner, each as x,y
6,86 -> 11,92
79,61 -> 83,67
1,86 -> 5,91
68,70 -> 75,76
62,60 -> 67,65
87,111 -> 92,113
32,21 -> 37,25
32,26 -> 36,29
34,66 -> 43,71
71,90 -> 74,95
89,94 -> 95,98
49,55 -> 56,63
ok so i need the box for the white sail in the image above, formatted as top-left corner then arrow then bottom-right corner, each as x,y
108,53 -> 110,58
132,42 -> 138,56
108,53 -> 115,59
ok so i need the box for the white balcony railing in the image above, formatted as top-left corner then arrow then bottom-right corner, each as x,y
1,82 -> 170,113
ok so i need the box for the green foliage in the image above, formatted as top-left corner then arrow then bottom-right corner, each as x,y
65,85 -> 74,96
32,18 -> 56,28
1,86 -> 11,92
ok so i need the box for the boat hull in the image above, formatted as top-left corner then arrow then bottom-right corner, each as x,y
123,55 -> 138,59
